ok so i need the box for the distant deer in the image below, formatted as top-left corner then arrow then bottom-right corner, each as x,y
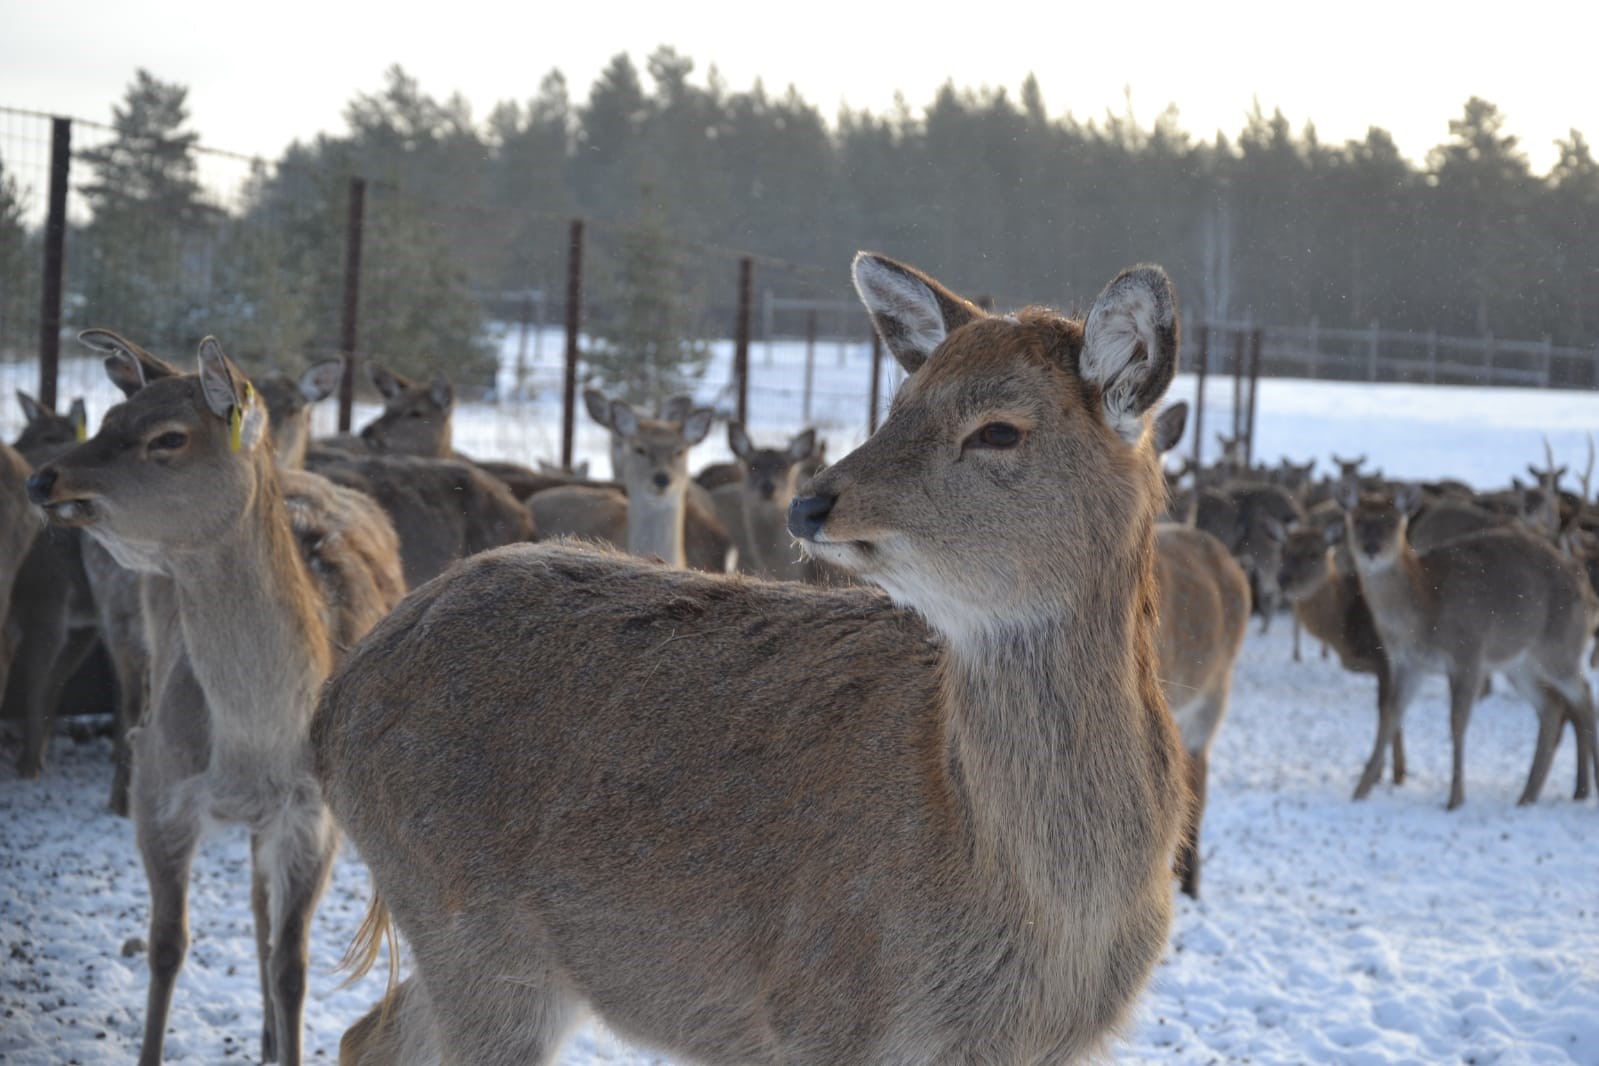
356,363 -> 455,456
254,359 -> 345,470
1338,484 -> 1599,808
28,332 -> 405,1065
710,422 -> 819,581
531,389 -> 715,569
1272,523 -> 1404,785
317,253 -> 1188,1065
1151,402 -> 1250,899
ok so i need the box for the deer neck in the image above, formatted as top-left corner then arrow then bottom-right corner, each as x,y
1352,543 -> 1431,647
938,506 -> 1169,912
165,453 -> 332,756
627,485 -> 687,568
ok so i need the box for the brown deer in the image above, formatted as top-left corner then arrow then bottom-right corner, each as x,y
357,362 -> 455,457
1151,402 -> 1250,900
1338,484 -> 1599,809
530,389 -> 717,569
317,252 -> 1187,1065
0,440 -> 39,704
1272,523 -> 1405,785
28,332 -> 405,1066
710,422 -> 819,582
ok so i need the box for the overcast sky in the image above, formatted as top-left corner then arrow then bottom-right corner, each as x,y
1,0 -> 1593,176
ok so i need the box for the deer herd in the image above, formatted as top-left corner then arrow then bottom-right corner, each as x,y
1,252 -> 1595,1064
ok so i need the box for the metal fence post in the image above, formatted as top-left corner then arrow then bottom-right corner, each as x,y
1231,329 -> 1245,443
734,257 -> 752,427
336,176 -> 366,432
1192,324 -> 1209,476
1366,320 -> 1379,382
561,219 -> 584,469
38,117 -> 71,411
1245,328 -> 1263,467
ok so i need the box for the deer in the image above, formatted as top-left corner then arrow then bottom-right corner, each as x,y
316,252 -> 1189,1066
0,441 -> 39,705
27,331 -> 405,1065
709,422 -> 819,582
1272,523 -> 1404,785
530,389 -> 717,570
5,393 -> 99,782
1338,484 -> 1599,809
1151,402 -> 1250,900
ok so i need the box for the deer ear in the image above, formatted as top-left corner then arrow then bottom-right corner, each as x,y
583,388 -> 614,429
1323,521 -> 1346,547
787,428 -> 817,463
428,375 -> 453,411
1080,266 -> 1179,443
680,408 -> 713,446
368,362 -> 405,400
15,390 -> 45,425
728,422 -> 753,460
81,329 -> 180,397
572,459 -> 589,479
299,358 -> 344,403
1263,516 -> 1287,545
852,252 -> 983,375
1393,484 -> 1423,516
1152,402 -> 1188,455
197,337 -> 266,452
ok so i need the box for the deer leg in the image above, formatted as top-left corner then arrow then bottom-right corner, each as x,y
1548,676 -> 1597,801
1355,662 -> 1418,801
1292,616 -> 1302,663
250,834 -> 278,1063
1176,747 -> 1209,900
260,805 -> 339,1066
133,801 -> 201,1066
7,600 -> 86,777
1446,666 -> 1485,811
1516,684 -> 1565,807
107,641 -> 148,818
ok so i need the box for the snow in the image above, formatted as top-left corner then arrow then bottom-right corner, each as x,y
4,333 -> 1599,1063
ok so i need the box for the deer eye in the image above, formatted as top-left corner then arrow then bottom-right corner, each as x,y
148,431 -> 188,452
965,422 -> 1022,450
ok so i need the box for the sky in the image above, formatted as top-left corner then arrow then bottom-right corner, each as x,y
1,0 -> 1594,178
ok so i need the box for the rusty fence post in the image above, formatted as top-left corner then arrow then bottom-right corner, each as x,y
1192,324 -> 1209,477
734,257 -> 752,427
336,176 -> 366,433
802,308 -> 817,425
38,117 -> 70,410
1245,328 -> 1263,468
561,218 -> 584,469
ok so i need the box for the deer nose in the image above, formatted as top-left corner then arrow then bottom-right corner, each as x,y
26,468 -> 58,505
787,494 -> 835,540
652,472 -> 670,490
759,479 -> 776,500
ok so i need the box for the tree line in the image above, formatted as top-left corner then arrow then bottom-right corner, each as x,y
1,53 -> 1595,393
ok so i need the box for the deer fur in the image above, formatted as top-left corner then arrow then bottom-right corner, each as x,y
28,331 -> 404,1065
710,422 -> 819,582
317,253 -> 1188,1065
1339,484 -> 1599,809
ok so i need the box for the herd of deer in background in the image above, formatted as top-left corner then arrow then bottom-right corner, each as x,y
1,251 -> 1595,1065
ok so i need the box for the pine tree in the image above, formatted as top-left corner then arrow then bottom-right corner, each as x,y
75,70 -> 221,351
585,189 -> 709,406
0,158 -> 38,359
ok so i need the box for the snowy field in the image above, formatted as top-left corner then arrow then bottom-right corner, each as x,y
3,334 -> 1599,1064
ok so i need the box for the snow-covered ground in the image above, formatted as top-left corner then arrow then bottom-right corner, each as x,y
3,334 -> 1599,1064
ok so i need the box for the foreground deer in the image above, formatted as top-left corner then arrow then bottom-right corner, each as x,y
28,332 -> 404,1065
530,390 -> 716,569
318,253 -> 1186,1065
0,441 -> 38,702
1151,403 -> 1250,899
1339,485 -> 1599,809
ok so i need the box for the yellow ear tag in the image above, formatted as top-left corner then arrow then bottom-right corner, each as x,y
229,384 -> 252,452
75,420 -> 87,443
